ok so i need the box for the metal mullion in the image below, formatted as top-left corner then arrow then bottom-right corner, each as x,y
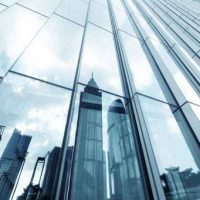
54,1 -> 92,199
108,0 -> 162,199
157,0 -> 200,35
154,0 -> 200,44
8,70 -> 73,91
135,0 -> 200,91
123,0 -> 180,107
143,0 -> 199,56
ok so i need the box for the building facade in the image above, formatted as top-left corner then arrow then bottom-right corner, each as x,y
0,129 -> 31,200
0,0 -> 199,200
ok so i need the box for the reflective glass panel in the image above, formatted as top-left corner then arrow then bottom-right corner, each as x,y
0,0 -> 17,6
18,0 -> 61,16
111,0 -> 137,37
138,95 -> 200,200
0,5 -> 46,77
0,4 -> 6,12
13,15 -> 84,88
79,23 -> 123,95
190,103 -> 200,121
120,31 -> 167,102
93,0 -> 107,7
89,1 -> 112,32
0,73 -> 71,199
68,83 -> 148,200
55,0 -> 88,26
126,0 -> 159,41
149,38 -> 200,105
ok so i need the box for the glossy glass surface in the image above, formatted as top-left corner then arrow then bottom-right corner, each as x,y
0,5 -> 47,77
13,14 -> 84,88
111,0 -> 137,37
126,0 -> 159,41
79,23 -> 123,95
88,1 -> 112,32
0,73 -> 71,199
120,31 -> 167,101
18,0 -> 61,16
55,0 -> 88,26
150,38 -> 200,105
0,0 -> 17,6
138,95 -> 200,200
0,4 -> 6,11
190,103 -> 200,121
68,83 -> 148,200
93,0 -> 107,7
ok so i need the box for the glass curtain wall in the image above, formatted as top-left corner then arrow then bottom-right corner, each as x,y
0,0 -> 199,200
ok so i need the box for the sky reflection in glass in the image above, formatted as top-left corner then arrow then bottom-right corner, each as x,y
0,73 -> 71,198
0,5 -> 46,77
13,14 -> 84,88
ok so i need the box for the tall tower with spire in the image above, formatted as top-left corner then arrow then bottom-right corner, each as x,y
70,77 -> 106,200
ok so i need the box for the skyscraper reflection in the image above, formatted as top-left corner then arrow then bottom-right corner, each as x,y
0,129 -> 31,200
108,99 -> 143,200
70,77 -> 106,200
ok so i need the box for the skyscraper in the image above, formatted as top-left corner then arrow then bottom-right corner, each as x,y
0,0 -> 199,199
70,77 -> 106,200
0,129 -> 31,200
108,99 -> 144,200
40,147 -> 61,199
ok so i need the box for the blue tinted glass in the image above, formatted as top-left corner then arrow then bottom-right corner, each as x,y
0,4 -> 6,11
0,5 -> 47,77
138,95 -> 200,200
55,0 -> 88,26
79,24 -> 123,95
13,15 -> 84,88
89,1 -> 112,32
18,0 -> 62,16
0,73 -> 71,199
68,84 -> 148,200
120,31 -> 168,102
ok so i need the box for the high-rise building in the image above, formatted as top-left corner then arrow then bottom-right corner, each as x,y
0,129 -> 31,200
0,0 -> 199,199
40,147 -> 61,199
108,99 -> 142,200
70,77 -> 106,200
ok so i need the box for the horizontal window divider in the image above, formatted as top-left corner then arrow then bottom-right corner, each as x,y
16,3 -> 49,18
9,70 -> 73,91
53,13 -> 85,27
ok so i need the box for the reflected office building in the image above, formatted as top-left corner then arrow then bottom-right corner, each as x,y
70,77 -> 106,200
0,0 -> 200,199
108,99 -> 143,200
0,129 -> 31,200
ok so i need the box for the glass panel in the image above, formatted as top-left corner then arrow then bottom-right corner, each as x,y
0,0 -> 17,6
120,31 -> 167,102
93,0 -> 107,7
149,38 -> 200,105
68,83 -> 148,200
55,0 -> 88,26
190,103 -> 200,121
18,0 -> 62,16
79,23 -> 123,95
0,73 -> 71,199
0,4 -> 6,12
110,0 -> 137,37
89,1 -> 112,32
126,0 -> 159,41
0,5 -> 47,77
138,95 -> 200,200
13,14 -> 84,88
